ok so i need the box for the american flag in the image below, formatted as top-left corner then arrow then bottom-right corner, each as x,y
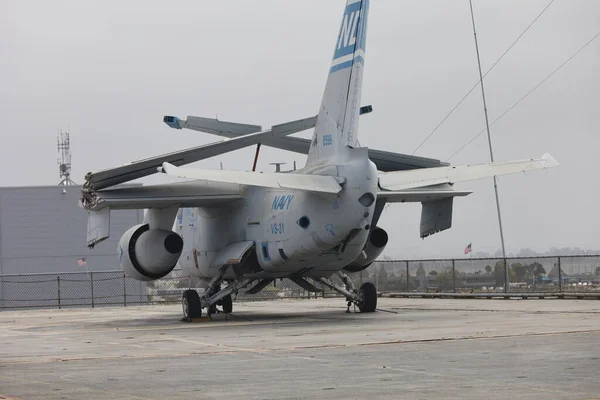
77,257 -> 87,267
464,243 -> 472,255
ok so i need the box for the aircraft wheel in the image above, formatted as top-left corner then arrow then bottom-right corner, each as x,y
358,282 -> 377,313
182,289 -> 201,319
221,295 -> 233,314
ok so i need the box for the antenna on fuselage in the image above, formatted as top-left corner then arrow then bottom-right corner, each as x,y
252,144 -> 261,172
270,162 -> 286,173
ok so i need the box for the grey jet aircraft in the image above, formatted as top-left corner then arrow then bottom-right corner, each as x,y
81,0 -> 558,319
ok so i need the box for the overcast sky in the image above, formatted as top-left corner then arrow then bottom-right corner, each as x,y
1,0 -> 599,258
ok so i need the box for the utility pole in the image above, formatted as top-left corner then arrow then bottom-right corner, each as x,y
468,0 -> 509,292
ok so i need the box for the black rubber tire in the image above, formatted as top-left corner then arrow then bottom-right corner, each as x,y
182,290 -> 201,319
358,282 -> 377,313
221,295 -> 233,314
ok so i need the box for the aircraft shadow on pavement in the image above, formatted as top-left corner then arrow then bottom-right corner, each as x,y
85,306 -> 383,330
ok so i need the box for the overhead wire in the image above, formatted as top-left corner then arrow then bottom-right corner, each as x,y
411,0 -> 556,155
445,29 -> 600,161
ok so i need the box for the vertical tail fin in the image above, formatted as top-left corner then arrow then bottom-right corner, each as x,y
307,0 -> 370,165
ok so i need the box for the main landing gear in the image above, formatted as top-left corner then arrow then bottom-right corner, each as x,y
317,271 -> 377,313
181,290 -> 235,320
182,289 -> 201,319
181,265 -> 252,320
181,268 -> 377,319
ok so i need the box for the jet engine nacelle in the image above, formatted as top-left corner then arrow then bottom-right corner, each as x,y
343,226 -> 388,273
118,224 -> 183,281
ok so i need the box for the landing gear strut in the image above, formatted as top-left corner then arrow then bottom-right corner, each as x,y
317,271 -> 377,313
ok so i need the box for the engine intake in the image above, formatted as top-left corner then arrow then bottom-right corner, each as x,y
118,224 -> 183,281
343,226 -> 388,273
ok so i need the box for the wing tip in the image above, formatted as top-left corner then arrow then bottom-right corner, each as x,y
541,153 -> 560,168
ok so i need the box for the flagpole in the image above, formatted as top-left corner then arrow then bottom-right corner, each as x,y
470,250 -> 474,274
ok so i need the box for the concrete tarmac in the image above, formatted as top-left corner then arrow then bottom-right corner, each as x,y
0,298 -> 599,399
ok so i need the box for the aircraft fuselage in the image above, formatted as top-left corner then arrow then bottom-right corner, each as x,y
177,150 -> 378,280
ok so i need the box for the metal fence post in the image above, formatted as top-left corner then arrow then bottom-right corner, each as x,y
504,258 -> 509,293
139,280 -> 143,304
406,261 -> 409,291
0,275 -> 4,309
452,259 -> 456,293
57,276 -> 61,309
557,256 -> 562,293
123,274 -> 127,307
90,271 -> 94,308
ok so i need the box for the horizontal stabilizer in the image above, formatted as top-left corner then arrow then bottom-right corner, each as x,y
83,116 -> 316,191
161,162 -> 343,194
378,154 -> 559,191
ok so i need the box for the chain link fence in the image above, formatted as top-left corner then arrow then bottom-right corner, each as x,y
0,269 -> 321,311
368,255 -> 600,294
1,255 -> 598,310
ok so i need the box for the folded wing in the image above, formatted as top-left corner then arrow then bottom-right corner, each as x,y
84,116 -> 316,191
165,115 -> 446,172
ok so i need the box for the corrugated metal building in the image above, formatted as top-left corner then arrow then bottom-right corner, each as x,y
0,185 -> 142,275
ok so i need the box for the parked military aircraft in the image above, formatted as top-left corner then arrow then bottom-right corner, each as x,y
81,0 -> 558,319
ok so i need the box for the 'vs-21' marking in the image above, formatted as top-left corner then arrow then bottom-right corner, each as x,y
271,222 -> 284,235
272,195 -> 294,211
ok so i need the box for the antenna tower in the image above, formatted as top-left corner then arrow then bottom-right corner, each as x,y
57,130 -> 76,186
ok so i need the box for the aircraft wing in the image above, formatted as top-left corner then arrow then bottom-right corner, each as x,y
82,181 -> 243,247
165,115 -> 446,171
378,189 -> 472,203
163,115 -> 263,136
378,154 -> 559,191
160,162 -> 342,194
84,116 -> 316,192
81,181 -> 242,212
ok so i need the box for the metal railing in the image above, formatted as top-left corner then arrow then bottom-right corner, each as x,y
0,255 -> 598,310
